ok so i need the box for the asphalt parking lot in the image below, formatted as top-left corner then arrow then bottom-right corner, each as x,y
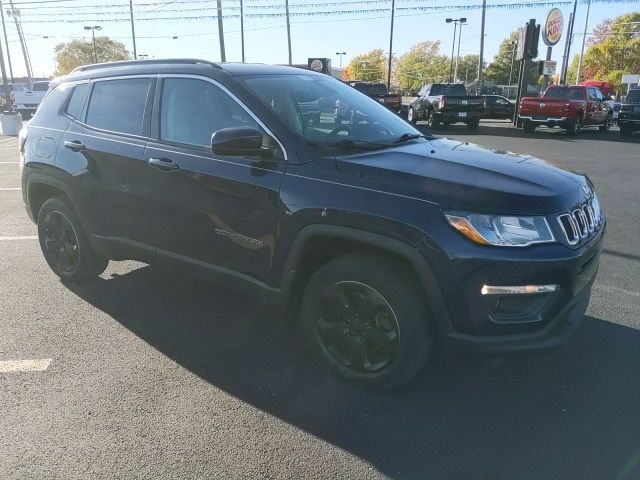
1,121 -> 639,480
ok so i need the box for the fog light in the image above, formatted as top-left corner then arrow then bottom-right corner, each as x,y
481,285 -> 558,295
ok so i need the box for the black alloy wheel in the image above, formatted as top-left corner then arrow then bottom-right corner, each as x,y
41,210 -> 80,275
302,253 -> 432,390
37,196 -> 109,281
315,281 -> 401,373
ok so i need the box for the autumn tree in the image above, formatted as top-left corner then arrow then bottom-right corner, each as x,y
581,12 -> 640,92
455,55 -> 481,84
343,49 -> 387,82
394,41 -> 449,93
54,37 -> 130,75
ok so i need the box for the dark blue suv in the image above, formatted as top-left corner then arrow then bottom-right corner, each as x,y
20,60 -> 605,390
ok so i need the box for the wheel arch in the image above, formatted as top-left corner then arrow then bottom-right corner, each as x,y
25,174 -> 72,222
281,225 -> 452,334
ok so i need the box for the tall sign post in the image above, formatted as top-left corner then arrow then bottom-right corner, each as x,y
513,19 -> 540,126
541,8 -> 563,90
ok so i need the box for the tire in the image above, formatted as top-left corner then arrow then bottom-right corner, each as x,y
599,113 -> 612,132
566,115 -> 582,136
523,121 -> 536,134
426,111 -> 439,129
407,107 -> 417,124
620,126 -> 633,137
466,118 -> 480,131
37,196 -> 108,282
301,253 -> 433,391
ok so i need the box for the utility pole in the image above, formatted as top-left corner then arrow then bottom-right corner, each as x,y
507,41 -> 516,98
285,0 -> 292,65
240,0 -> 245,63
576,0 -> 591,84
477,0 -> 486,94
216,0 -> 226,62
129,0 -> 137,59
560,0 -> 578,84
0,18 -> 11,112
387,0 -> 395,90
8,2 -> 32,88
0,1 -> 14,83
448,20 -> 457,83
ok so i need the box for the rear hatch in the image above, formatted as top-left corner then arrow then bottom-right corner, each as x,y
620,90 -> 640,120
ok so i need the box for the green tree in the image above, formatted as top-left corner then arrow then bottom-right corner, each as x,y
455,54 -> 481,84
484,31 -> 520,85
394,41 -> 449,93
54,37 -> 131,75
343,48 -> 387,82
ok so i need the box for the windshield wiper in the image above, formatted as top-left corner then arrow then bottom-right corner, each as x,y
392,132 -> 430,144
329,139 -> 391,151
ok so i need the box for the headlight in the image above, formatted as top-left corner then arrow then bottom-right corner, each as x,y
445,212 -> 555,247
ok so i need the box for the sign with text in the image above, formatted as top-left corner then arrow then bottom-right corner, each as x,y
542,8 -> 563,46
543,60 -> 557,76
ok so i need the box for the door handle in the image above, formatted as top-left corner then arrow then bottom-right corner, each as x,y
63,140 -> 86,152
148,157 -> 180,171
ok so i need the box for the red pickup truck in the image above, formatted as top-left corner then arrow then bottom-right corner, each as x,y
519,85 -> 613,135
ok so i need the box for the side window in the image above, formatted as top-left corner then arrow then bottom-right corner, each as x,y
587,88 -> 597,102
85,78 -> 151,136
429,85 -> 443,96
65,83 -> 89,119
594,89 -> 604,101
160,78 -> 258,148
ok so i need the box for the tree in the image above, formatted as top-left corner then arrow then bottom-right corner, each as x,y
343,49 -> 387,83
588,18 -> 613,47
455,55 -> 481,84
54,36 -> 131,75
394,41 -> 449,93
580,12 -> 640,93
485,30 -> 539,87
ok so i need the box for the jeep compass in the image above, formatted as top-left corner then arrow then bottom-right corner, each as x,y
20,60 -> 605,390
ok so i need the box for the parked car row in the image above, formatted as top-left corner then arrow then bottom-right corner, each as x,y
402,81 -> 638,139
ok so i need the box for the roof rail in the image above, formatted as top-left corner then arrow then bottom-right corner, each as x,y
71,59 -> 221,73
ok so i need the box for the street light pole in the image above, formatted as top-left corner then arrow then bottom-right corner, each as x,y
454,19 -> 467,82
576,0 -> 591,84
336,51 -> 346,69
446,18 -> 466,83
84,25 -> 102,63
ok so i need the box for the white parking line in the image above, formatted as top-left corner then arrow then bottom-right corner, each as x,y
0,187 -> 21,191
0,236 -> 38,240
0,161 -> 19,164
0,359 -> 52,373
0,138 -> 16,143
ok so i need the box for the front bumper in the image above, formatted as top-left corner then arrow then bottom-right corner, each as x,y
419,218 -> 605,355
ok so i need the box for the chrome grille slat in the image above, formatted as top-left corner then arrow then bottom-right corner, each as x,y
557,197 -> 602,246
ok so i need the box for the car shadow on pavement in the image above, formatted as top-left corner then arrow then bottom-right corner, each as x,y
417,123 -> 640,144
66,265 -> 640,480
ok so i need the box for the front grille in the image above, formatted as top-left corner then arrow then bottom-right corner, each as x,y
557,197 -> 602,246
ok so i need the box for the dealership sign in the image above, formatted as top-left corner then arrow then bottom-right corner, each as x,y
542,8 -> 564,46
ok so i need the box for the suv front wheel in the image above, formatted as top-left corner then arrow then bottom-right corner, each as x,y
302,253 -> 433,390
37,196 -> 109,282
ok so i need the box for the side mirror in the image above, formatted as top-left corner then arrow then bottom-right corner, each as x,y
211,127 -> 263,157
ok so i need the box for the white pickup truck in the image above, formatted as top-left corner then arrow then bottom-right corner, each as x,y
12,81 -> 49,118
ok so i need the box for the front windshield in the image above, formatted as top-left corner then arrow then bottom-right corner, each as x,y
239,74 -> 424,154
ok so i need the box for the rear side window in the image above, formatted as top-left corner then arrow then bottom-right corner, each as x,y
32,82 -> 49,92
65,83 -> 89,119
86,78 -> 151,136
627,90 -> 640,103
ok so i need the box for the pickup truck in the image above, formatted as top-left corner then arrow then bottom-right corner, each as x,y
618,88 -> 640,137
518,85 -> 613,135
407,83 -> 484,130
348,81 -> 402,114
13,81 -> 49,118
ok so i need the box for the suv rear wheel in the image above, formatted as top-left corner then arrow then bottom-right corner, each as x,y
37,197 -> 108,282
301,253 -> 432,390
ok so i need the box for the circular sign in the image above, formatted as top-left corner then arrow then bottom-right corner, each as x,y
310,59 -> 324,72
543,8 -> 564,46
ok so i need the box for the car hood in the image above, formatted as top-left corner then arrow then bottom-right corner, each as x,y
335,137 -> 590,214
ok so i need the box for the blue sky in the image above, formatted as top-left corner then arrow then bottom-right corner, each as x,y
3,0 -> 638,78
